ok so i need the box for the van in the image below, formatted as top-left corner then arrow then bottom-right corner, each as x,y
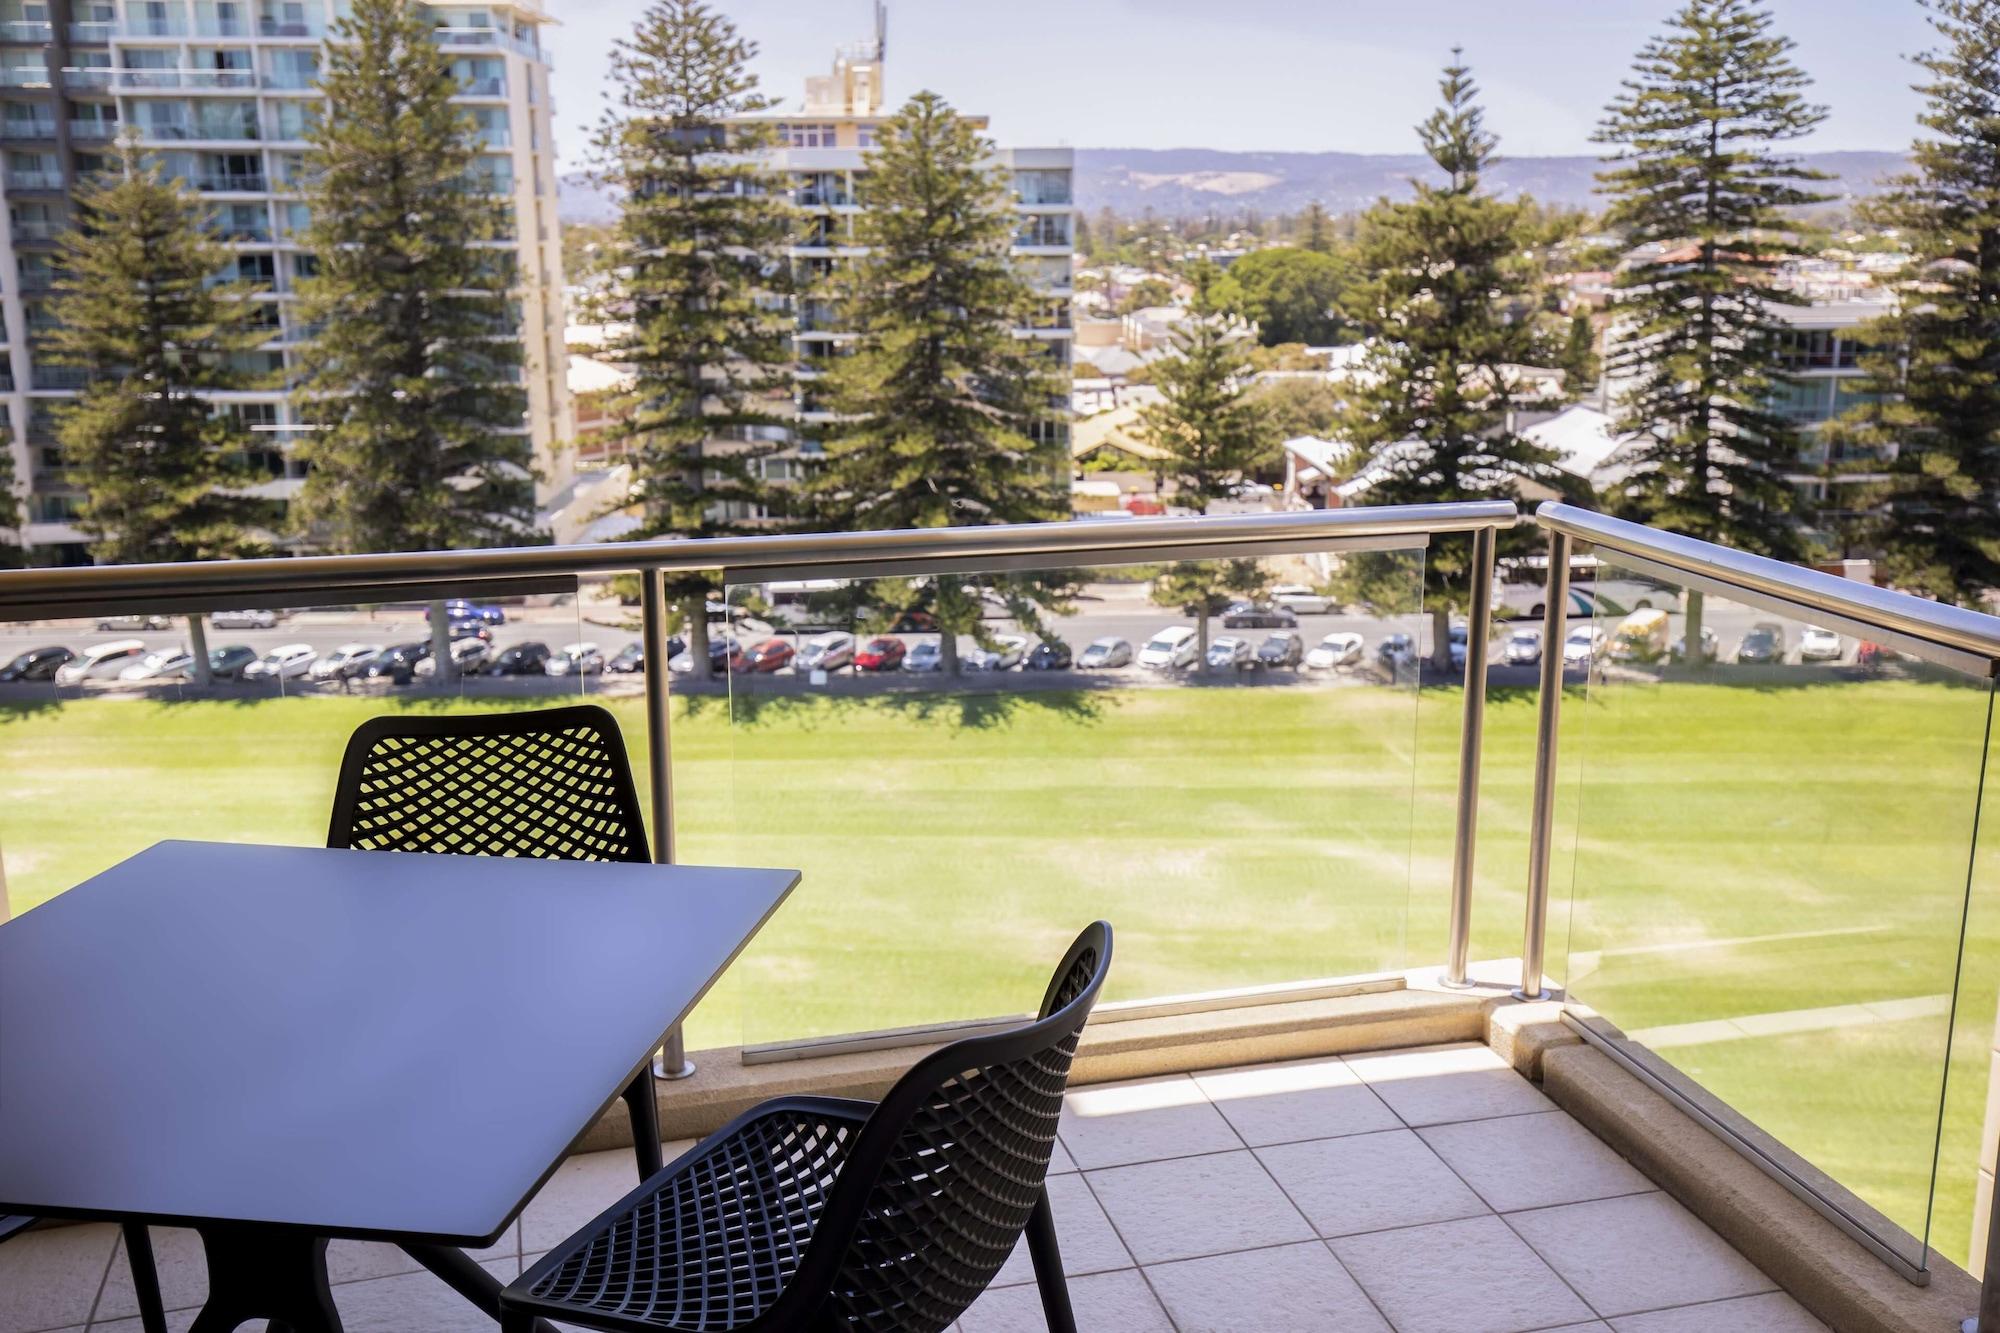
1608,608 -> 1670,663
55,639 -> 147,685
1138,625 -> 1199,670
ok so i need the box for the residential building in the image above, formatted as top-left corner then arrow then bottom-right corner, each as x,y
0,0 -> 571,565
719,5 -> 1074,522
1767,296 -> 1895,529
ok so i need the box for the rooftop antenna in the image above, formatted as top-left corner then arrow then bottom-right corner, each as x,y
874,0 -> 887,62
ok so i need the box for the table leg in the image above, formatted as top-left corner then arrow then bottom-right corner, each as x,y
403,1243 -> 560,1333
621,1066 -> 663,1180
187,1225 -> 341,1333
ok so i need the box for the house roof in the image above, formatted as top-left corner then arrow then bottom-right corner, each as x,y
1071,403 -> 1170,462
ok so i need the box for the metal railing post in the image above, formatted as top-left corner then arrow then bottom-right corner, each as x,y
1445,525 -> 1497,988
642,568 -> 695,1081
1972,1188 -> 2000,1331
1517,530 -> 1571,1001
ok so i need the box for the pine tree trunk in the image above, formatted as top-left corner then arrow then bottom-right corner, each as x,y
941,628 -> 960,677
686,597 -> 711,680
1432,604 -> 1453,673
1683,589 -> 1706,675
429,599 -> 454,685
1195,611 -> 1211,675
187,615 -> 211,688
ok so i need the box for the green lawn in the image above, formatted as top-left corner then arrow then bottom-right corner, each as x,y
2,676 -> 1996,1269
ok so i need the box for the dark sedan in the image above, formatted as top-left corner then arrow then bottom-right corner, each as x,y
1024,639 -> 1073,670
365,642 -> 432,680
1254,631 -> 1304,669
1221,602 -> 1298,629
609,641 -> 656,674
207,645 -> 258,680
487,642 -> 552,676
0,646 -> 74,681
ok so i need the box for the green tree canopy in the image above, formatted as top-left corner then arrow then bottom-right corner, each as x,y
290,0 -> 535,554
1214,246 -> 1351,346
45,151 -> 274,563
1593,0 -> 1829,558
1831,0 -> 2000,602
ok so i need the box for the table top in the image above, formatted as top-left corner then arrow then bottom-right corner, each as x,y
0,840 -> 798,1246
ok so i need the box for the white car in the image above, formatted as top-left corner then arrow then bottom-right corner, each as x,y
243,643 -> 317,681
545,641 -> 605,677
1562,625 -> 1606,668
416,639 -> 492,677
118,649 -> 192,682
1502,627 -> 1543,666
1270,584 -> 1332,615
311,643 -> 384,681
1138,625 -> 1200,670
1799,626 -> 1843,662
963,634 -> 1028,672
796,631 -> 855,673
211,608 -> 280,630
1305,631 -> 1364,669
55,639 -> 148,685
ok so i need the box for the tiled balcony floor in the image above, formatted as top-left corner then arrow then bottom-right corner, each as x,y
0,1042 -> 1826,1333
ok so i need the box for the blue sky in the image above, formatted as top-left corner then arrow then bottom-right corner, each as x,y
550,1 -> 1936,171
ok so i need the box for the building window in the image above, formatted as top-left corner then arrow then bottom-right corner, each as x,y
777,122 -> 836,148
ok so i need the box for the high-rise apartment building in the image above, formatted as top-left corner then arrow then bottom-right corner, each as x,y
0,0 -> 569,565
716,7 -> 1075,519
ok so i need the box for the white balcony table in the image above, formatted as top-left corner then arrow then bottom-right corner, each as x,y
0,840 -> 798,1333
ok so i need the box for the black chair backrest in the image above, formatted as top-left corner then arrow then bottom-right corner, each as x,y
326,705 -> 650,863
780,922 -> 1113,1333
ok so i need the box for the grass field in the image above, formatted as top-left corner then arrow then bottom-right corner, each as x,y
2,676 -> 1997,1269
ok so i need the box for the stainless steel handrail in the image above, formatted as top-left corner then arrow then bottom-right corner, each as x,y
1536,501 -> 2000,661
0,502 -> 1520,613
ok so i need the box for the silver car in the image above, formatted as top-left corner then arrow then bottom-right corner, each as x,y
1078,637 -> 1133,669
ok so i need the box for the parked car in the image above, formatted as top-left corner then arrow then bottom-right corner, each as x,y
447,616 -> 494,642
364,642 -> 430,680
608,641 -> 651,674
1376,633 -> 1416,670
1024,639 -> 1073,670
1139,625 -> 1200,670
1501,628 -> 1542,666
1799,626 -> 1843,662
671,637 -> 741,674
118,649 -> 192,682
429,598 -> 505,626
243,643 -> 317,681
1608,609 -> 1670,663
1448,623 -> 1469,671
1220,602 -> 1298,629
487,641 -> 553,676
796,631 -> 855,673
207,644 -> 258,679
1735,622 -> 1787,664
1269,585 -> 1332,615
1671,628 -> 1720,663
1255,631 -> 1304,669
1078,637 -> 1133,669
855,636 -> 907,671
0,646 -> 73,681
210,608 -> 279,630
737,638 -> 795,673
95,614 -> 171,632
964,634 -> 1028,672
890,609 -> 938,633
901,639 -> 944,672
1562,625 -> 1606,668
546,642 -> 605,677
1307,632 -> 1365,670
311,643 -> 384,682
415,638 -> 491,678
1205,636 -> 1253,671
56,639 -> 148,684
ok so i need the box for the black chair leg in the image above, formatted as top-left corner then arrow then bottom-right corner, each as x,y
121,1223 -> 169,1333
621,1065 -> 663,1180
1025,1186 -> 1076,1333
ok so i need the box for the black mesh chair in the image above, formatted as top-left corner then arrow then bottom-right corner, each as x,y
328,704 -> 666,1180
498,921 -> 1113,1333
1,1217 -> 166,1333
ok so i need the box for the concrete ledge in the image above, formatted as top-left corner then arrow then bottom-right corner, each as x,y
575,985 -> 1490,1152
1484,997 -> 1579,1078
1542,1043 -> 1978,1333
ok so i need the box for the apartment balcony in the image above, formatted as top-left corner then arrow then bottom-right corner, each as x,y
67,20 -> 113,42
66,119 -> 118,141
0,65 -> 50,88
4,168 -> 63,190
431,25 -> 544,61
189,171 -> 267,193
0,19 -> 50,41
120,17 -> 189,37
59,67 -> 113,90
116,68 -> 259,91
0,117 -> 55,141
0,503 -> 1996,1333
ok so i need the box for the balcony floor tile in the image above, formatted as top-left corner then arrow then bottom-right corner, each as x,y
1256,1127 -> 1491,1238
990,1171 -> 1131,1288
1331,1213 -> 1599,1333
1144,1241 -> 1393,1332
1607,1291 -> 1828,1331
1342,1040 -> 1557,1126
0,1221 -> 114,1333
1084,1148 -> 1314,1264
957,1266 -> 1172,1333
1418,1110 -> 1654,1213
1191,1054 -> 1402,1147
1057,1071 -> 1241,1169
1505,1192 -> 1777,1317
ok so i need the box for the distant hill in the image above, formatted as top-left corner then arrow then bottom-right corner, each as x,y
559,149 -> 1909,225
1072,148 -> 1909,216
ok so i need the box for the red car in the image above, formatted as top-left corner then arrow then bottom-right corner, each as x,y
854,636 -> 906,671
738,637 -> 795,673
